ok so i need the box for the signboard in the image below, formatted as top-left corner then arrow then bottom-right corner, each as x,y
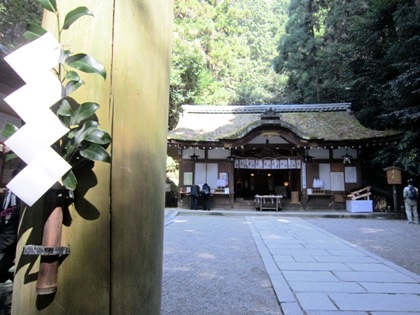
384,166 -> 402,185
345,166 -> 357,183
331,172 -> 345,191
235,158 -> 302,169
183,172 -> 193,186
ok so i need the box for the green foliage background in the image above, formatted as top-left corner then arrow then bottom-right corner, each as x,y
272,0 -> 419,177
169,0 -> 290,127
0,0 -> 42,50
171,0 -> 420,177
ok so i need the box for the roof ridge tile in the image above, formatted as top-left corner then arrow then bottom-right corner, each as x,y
183,103 -> 352,114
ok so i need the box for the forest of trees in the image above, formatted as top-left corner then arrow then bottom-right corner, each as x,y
171,0 -> 420,177
1,0 -> 419,176
170,0 -> 290,125
273,0 -> 420,177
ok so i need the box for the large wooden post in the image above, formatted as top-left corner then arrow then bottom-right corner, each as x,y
12,0 -> 173,313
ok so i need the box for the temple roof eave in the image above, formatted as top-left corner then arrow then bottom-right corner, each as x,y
219,120 -> 313,142
167,104 -> 402,146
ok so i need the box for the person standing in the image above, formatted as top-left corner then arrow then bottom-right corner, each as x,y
0,168 -> 21,285
190,184 -> 200,210
403,179 -> 419,224
201,183 -> 211,211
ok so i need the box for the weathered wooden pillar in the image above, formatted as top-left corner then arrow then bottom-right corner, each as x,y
12,0 -> 173,313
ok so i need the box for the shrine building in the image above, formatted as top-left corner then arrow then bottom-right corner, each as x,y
167,104 -> 402,211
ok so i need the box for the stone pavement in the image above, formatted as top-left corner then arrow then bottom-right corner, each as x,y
162,214 -> 283,315
164,209 -> 420,314
246,216 -> 420,315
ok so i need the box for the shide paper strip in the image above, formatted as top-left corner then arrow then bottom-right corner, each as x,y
3,32 -> 71,206
4,33 -> 62,83
4,74 -> 63,122
5,113 -> 69,164
7,148 -> 71,206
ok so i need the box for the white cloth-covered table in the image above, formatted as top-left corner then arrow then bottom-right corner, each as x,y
254,195 -> 282,211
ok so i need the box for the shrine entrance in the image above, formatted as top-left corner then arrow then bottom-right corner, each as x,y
234,168 -> 301,200
168,104 -> 402,210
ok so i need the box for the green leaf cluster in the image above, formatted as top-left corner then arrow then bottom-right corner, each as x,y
2,0 -> 111,190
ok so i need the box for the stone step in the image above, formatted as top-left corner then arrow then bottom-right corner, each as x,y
233,198 -> 304,210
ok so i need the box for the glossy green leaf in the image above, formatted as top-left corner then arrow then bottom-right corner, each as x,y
63,6 -> 94,30
39,0 -> 57,13
65,71 -> 80,82
57,99 -> 72,127
74,121 -> 99,146
85,129 -> 112,145
70,102 -> 99,126
63,140 -> 75,161
1,123 -> 19,139
66,54 -> 107,79
63,121 -> 97,160
62,170 -> 77,190
80,144 -> 111,163
60,50 -> 72,64
65,79 -> 85,96
23,23 -> 47,41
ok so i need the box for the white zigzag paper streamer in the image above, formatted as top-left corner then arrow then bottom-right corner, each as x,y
4,33 -> 71,206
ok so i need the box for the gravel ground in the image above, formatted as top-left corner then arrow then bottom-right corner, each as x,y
161,215 -> 282,315
303,217 -> 420,275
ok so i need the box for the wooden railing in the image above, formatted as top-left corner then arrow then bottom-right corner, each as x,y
346,186 -> 371,200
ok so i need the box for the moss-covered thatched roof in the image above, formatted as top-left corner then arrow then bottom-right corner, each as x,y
167,104 -> 400,144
